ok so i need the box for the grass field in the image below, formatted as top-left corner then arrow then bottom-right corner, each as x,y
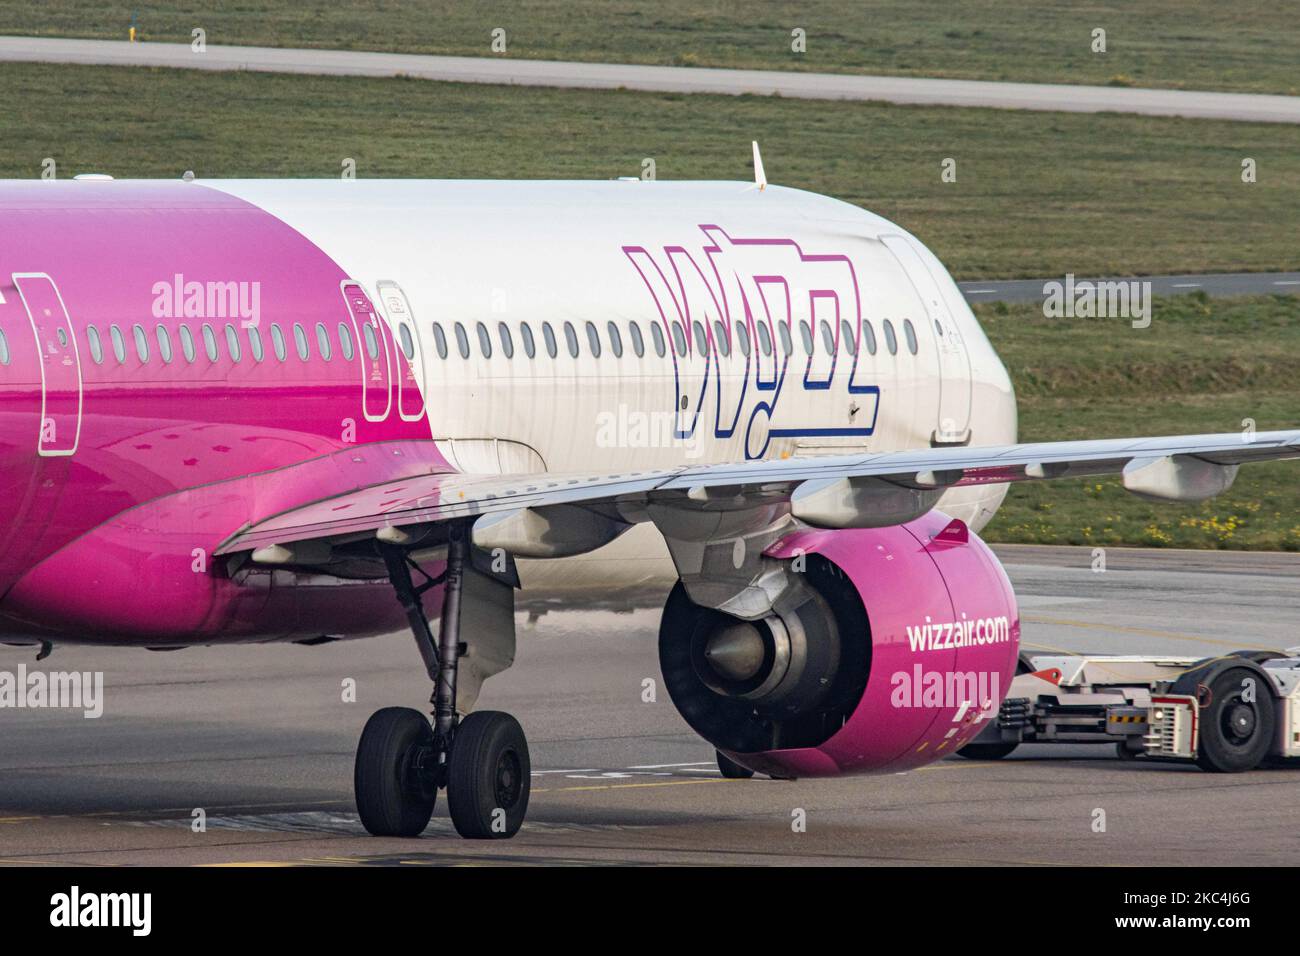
980,293 -> 1300,551
1,62 -> 1296,549
2,1 -> 1298,95
4,62 -> 1300,282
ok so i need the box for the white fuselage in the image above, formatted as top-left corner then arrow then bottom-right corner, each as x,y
209,179 -> 1018,593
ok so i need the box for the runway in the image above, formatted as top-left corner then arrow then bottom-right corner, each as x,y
3,36 -> 1300,124
1,544 -> 1297,866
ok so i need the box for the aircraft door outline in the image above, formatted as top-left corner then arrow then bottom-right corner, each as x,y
375,280 -> 426,422
12,273 -> 83,456
340,280 -> 393,423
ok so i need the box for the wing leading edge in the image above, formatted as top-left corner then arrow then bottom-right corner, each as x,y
214,429 -> 1300,566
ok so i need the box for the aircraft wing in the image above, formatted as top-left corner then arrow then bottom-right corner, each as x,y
215,429 -> 1300,565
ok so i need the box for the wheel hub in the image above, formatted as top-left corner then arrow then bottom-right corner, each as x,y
1224,701 -> 1256,742
495,749 -> 522,809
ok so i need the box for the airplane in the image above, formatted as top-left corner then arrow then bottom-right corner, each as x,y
0,174 -> 1295,840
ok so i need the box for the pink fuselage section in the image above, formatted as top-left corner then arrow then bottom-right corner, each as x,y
0,182 -> 443,645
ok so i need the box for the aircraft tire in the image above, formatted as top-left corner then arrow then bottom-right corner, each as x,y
447,711 -> 531,839
355,707 -> 437,837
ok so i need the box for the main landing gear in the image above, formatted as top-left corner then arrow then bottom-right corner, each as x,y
355,522 -> 531,839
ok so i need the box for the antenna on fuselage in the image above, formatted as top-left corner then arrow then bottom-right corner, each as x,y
751,141 -> 767,191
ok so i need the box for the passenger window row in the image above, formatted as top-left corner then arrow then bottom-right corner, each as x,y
430,317 -> 922,362
8,315 -> 922,373
79,321 -> 358,367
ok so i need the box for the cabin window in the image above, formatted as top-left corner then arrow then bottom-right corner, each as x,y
0,329 -> 9,365
520,322 -> 536,359
399,324 -> 415,361
607,321 -> 623,358
454,323 -> 470,359
156,325 -> 173,363
542,322 -> 558,358
671,322 -> 686,357
883,319 -> 898,356
294,322 -> 311,360
131,324 -> 150,363
799,320 -> 814,355
361,323 -> 378,361
904,319 -> 919,355
650,322 -> 666,357
563,322 -> 579,358
756,322 -> 772,356
225,324 -> 242,362
735,321 -> 751,357
201,323 -> 218,362
497,322 -> 513,359
111,325 -> 127,363
178,324 -> 195,362
316,323 -> 332,360
820,320 -> 836,355
476,322 -> 492,358
86,326 -> 103,364
430,323 -> 447,359
270,323 -> 287,362
628,321 -> 644,357
862,320 -> 878,356
585,321 -> 601,358
692,320 -> 708,357
841,319 -> 857,355
713,320 -> 729,357
249,325 -> 265,362
778,322 -> 793,356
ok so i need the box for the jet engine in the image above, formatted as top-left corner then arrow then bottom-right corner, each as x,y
658,511 -> 1020,777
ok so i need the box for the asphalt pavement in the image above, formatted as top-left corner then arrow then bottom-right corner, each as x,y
1,544 -> 1296,866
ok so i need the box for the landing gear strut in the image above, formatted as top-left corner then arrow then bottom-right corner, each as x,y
355,521 -> 531,839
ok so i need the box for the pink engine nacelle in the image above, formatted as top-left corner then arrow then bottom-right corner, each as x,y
658,511 -> 1020,777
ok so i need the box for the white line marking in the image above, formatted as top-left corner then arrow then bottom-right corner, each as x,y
626,762 -> 715,769
1272,280 -> 1300,285
1170,283 -> 1201,288
531,769 -> 600,776
563,772 -> 672,779
963,288 -> 999,294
